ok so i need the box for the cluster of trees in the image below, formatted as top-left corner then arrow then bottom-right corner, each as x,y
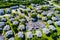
0,0 -> 44,5
0,0 -> 45,8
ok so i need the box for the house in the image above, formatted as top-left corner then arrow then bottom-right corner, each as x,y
42,28 -> 50,34
19,5 -> 26,9
35,30 -> 42,37
0,9 -> 4,15
52,17 -> 58,21
18,32 -> 24,38
41,11 -> 47,16
13,21 -> 19,25
5,30 -> 14,38
0,22 -> 5,27
42,17 -> 47,21
49,25 -> 56,31
47,20 -> 53,25
1,18 -> 7,22
10,18 -> 14,23
26,31 -> 33,38
6,8 -> 11,14
3,25 -> 10,31
18,25 -> 25,31
55,21 -> 60,26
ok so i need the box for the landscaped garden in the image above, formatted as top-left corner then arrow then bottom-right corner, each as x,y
0,0 -> 60,40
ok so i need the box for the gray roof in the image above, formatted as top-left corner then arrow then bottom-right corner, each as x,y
6,8 -> 11,13
1,18 -> 7,22
18,25 -> 25,31
0,9 -> 4,15
0,9 -> 4,13
3,25 -> 10,31
55,21 -> 60,26
11,6 -> 18,9
41,11 -> 47,16
5,30 -> 14,38
13,21 -> 19,25
0,22 -> 5,27
52,17 -> 58,21
42,28 -> 50,34
18,32 -> 24,38
47,20 -> 53,24
26,31 -> 33,38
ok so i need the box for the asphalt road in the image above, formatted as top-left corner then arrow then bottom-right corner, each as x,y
0,34 -> 4,40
